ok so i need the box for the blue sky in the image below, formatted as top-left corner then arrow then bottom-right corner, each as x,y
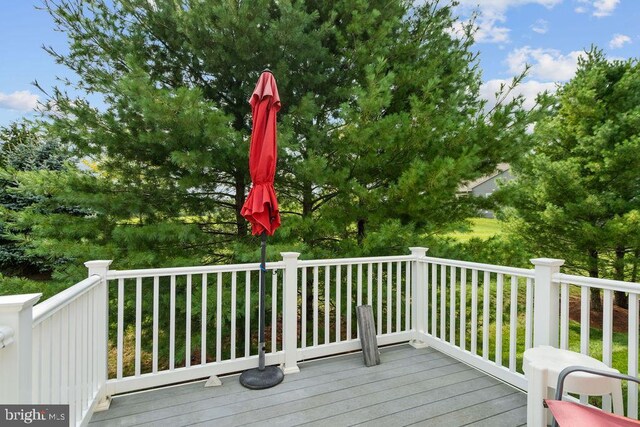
0,0 -> 638,126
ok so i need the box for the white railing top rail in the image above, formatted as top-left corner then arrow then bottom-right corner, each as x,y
106,261 -> 286,279
297,254 -> 413,268
554,272 -> 640,294
32,275 -> 102,326
421,255 -> 535,278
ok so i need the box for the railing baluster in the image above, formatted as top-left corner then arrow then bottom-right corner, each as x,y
560,282 -> 569,350
387,262 -> 392,334
396,261 -> 401,333
367,263 -> 373,306
51,313 -> 60,403
440,264 -> 446,341
313,266 -> 319,347
117,278 -> 124,379
431,263 -> 437,337
230,271 -> 236,360
509,276 -> 518,372
325,266 -> 330,344
377,262 -> 383,335
60,308 -> 68,403
450,266 -> 456,345
216,272 -> 222,362
482,271 -> 490,360
471,269 -> 478,355
579,285 -> 591,404
495,273 -> 503,366
602,289 -> 614,412
201,273 -> 207,364
244,271 -> 250,357
423,261 -> 429,333
628,293 -> 639,419
347,264 -> 352,340
135,277 -> 142,376
32,325 -> 40,402
301,267 -> 307,348
186,275 -> 192,367
170,275 -> 176,369
152,276 -> 159,373
405,261 -> 410,332
41,319 -> 51,403
357,263 -> 363,308
580,285 -> 590,355
67,307 -> 75,425
336,265 -> 342,342
272,270 -> 278,351
460,268 -> 467,350
525,278 -> 533,350
77,294 -> 84,420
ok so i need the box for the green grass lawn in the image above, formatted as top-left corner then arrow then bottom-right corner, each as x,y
446,217 -> 504,242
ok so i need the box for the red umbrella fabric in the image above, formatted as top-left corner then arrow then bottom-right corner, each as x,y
240,71 -> 281,236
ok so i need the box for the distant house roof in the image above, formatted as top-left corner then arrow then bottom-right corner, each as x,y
458,163 -> 510,193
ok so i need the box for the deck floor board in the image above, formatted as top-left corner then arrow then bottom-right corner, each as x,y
90,345 -> 526,427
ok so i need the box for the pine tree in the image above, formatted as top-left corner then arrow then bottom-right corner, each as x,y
499,49 -> 640,308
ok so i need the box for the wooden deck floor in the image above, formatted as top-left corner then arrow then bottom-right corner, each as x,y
90,345 -> 527,426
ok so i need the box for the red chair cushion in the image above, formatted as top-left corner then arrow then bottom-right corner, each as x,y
545,400 -> 640,427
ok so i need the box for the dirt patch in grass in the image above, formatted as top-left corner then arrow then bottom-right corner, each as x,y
569,295 -> 634,333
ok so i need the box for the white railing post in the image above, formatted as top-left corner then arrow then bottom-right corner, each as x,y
0,293 -> 41,403
531,258 -> 564,348
281,252 -> 300,374
409,247 -> 428,348
85,260 -> 113,410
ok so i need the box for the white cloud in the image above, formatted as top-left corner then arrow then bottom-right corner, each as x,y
531,19 -> 549,34
0,91 -> 39,112
481,79 -> 557,110
454,0 -> 562,43
609,33 -> 631,49
593,0 -> 619,17
573,0 -> 620,17
506,47 -> 584,81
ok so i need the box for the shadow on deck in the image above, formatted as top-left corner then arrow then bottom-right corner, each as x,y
90,345 -> 526,426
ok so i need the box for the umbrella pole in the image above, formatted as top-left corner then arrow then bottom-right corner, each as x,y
239,231 -> 284,389
258,231 -> 267,371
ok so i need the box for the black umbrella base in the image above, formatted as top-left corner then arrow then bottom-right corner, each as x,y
239,365 -> 284,390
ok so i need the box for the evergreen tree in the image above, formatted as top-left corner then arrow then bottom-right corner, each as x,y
499,49 -> 640,308
0,121 -> 67,276
22,0 -> 536,277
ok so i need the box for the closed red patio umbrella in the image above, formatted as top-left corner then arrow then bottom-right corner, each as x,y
239,70 -> 284,389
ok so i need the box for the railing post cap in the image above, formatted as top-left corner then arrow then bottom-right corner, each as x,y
84,260 -> 113,269
409,247 -> 428,256
0,293 -> 42,312
530,258 -> 565,267
280,252 -> 301,259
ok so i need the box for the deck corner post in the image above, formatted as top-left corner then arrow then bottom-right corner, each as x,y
85,259 -> 113,407
531,258 -> 564,348
0,293 -> 41,403
409,247 -> 429,348
281,252 -> 301,374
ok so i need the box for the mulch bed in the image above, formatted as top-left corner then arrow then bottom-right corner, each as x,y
568,295 -> 635,333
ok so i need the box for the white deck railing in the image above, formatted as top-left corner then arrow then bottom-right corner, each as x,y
412,255 -> 536,390
554,272 -> 640,417
1,249 -> 639,424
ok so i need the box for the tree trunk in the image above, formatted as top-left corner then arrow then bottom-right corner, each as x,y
235,172 -> 247,237
588,249 -> 602,311
614,246 -> 628,309
357,219 -> 366,246
632,248 -> 639,283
